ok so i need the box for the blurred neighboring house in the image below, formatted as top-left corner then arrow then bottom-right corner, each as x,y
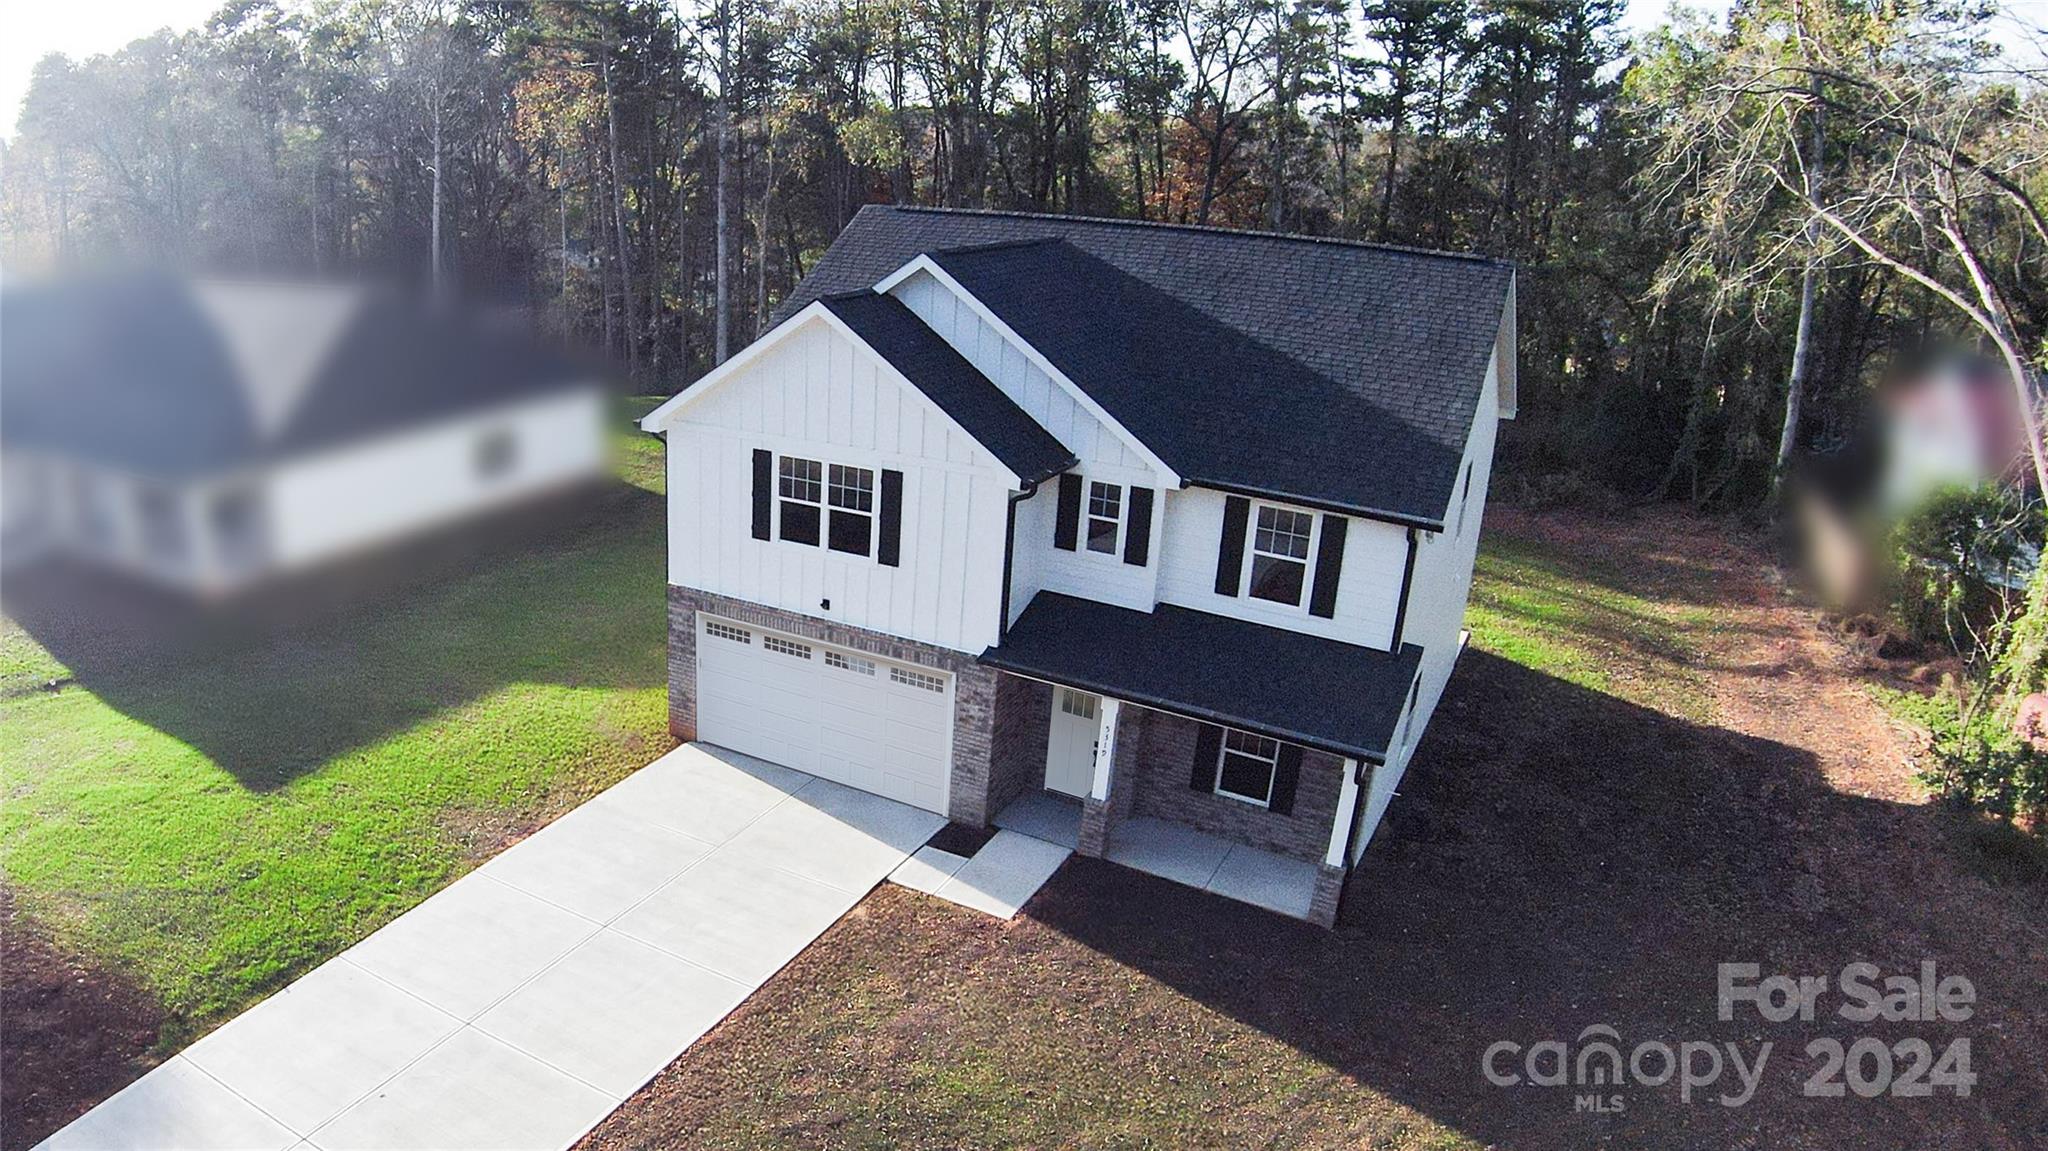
1881,355 -> 2029,512
1,274 -> 608,595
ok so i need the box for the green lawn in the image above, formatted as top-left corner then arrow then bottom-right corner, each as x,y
1465,526 -> 1715,722
0,399 -> 674,1048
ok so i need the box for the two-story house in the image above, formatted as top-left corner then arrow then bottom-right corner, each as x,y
640,206 -> 1515,927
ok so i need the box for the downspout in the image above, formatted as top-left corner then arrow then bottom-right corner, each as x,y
999,481 -> 1038,643
1389,527 -> 1420,648
1337,753 -> 1380,871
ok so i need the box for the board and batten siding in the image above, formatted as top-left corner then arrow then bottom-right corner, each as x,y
1351,353 -> 1503,864
887,269 -> 1158,477
665,315 -> 1015,655
1156,486 -> 1409,649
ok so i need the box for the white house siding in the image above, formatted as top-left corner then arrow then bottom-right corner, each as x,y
1350,354 -> 1502,864
266,387 -> 606,571
665,316 -> 1015,655
1155,486 -> 1409,649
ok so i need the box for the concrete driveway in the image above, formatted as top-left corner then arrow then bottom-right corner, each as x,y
41,744 -> 945,1151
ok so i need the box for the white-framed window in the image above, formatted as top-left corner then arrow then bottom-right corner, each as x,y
764,634 -> 812,659
475,428 -> 518,479
135,486 -> 188,564
705,620 -> 752,644
1401,676 -> 1422,748
1059,688 -> 1097,720
1086,481 -> 1122,554
890,666 -> 945,693
1248,504 -> 1315,606
778,456 -> 823,545
827,464 -> 875,556
824,650 -> 875,675
1215,729 -> 1280,806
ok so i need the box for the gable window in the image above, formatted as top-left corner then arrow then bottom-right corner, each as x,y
827,464 -> 875,556
779,456 -> 823,545
1248,505 -> 1314,606
1086,482 -> 1122,554
1215,730 -> 1280,806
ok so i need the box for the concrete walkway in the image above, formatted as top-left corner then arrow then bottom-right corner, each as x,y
42,744 -> 944,1151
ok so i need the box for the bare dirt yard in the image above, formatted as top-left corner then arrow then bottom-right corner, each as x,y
580,506 -> 2048,1151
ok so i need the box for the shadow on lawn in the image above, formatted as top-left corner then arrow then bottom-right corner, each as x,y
3,483 -> 666,791
1026,650 -> 2048,1151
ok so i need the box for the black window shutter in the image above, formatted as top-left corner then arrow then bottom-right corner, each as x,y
1123,487 -> 1154,566
878,469 -> 904,567
1270,744 -> 1303,814
1215,496 -> 1250,596
1190,723 -> 1223,792
750,449 -> 772,540
1054,473 -> 1083,551
1309,514 -> 1347,618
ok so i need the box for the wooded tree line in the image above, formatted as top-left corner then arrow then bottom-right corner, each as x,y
2,0 -> 2042,513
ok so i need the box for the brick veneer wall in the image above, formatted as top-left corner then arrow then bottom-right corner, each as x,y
986,674 -> 1052,821
1125,706 -> 1345,863
1077,705 -> 1146,857
665,585 -> 999,826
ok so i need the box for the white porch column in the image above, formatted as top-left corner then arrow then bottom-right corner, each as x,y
1090,697 -> 1122,801
1326,757 -> 1362,868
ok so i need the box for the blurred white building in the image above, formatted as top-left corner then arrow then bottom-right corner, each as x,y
1,275 -> 608,594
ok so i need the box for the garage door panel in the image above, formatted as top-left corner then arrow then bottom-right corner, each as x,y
695,615 -> 952,816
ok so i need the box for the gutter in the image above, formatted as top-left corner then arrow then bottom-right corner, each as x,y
1190,479 -> 1446,533
973,658 -> 1390,766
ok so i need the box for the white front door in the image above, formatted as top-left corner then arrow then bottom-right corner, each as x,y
1044,687 -> 1100,798
695,615 -> 953,815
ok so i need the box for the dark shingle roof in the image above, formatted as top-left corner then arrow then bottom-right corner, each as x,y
777,206 -> 1513,527
1,274 -> 599,480
980,592 -> 1424,761
819,291 -> 1074,484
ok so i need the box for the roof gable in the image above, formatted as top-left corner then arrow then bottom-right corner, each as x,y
1,276 -> 595,480
641,299 -> 1062,486
777,207 -> 1515,526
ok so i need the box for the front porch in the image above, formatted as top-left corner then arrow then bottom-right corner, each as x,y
982,676 -> 1355,926
996,791 -> 1324,920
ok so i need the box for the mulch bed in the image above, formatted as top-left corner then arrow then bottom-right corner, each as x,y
1,889 -> 163,1151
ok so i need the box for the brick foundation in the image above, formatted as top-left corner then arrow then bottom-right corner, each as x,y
1307,863 -> 1346,928
665,585 -> 999,826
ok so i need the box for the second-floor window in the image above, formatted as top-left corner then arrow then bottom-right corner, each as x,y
1249,504 -> 1314,606
1087,481 -> 1122,554
827,464 -> 874,556
779,456 -> 823,545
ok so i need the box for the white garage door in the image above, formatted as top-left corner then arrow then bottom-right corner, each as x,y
695,615 -> 953,815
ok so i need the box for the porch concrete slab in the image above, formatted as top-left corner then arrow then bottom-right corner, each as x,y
993,791 -> 1083,849
180,958 -> 461,1135
479,800 -> 714,923
888,845 -> 970,895
476,930 -> 749,1098
610,852 -> 862,985
1106,816 -> 1233,889
934,831 -> 1071,919
589,743 -> 806,844
720,779 -> 946,893
35,1056 -> 297,1151
1206,846 -> 1320,920
306,1028 -> 616,1151
343,874 -> 598,1021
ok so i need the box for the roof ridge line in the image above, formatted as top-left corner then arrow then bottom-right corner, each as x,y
860,204 -> 1512,267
